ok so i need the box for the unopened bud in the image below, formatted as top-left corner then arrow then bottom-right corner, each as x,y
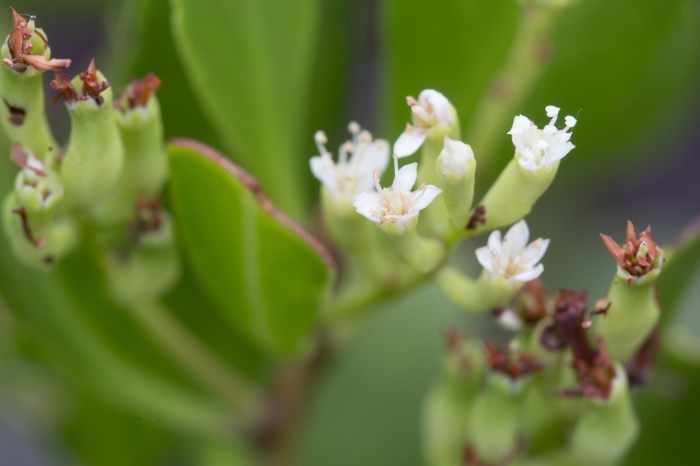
436,136 -> 476,229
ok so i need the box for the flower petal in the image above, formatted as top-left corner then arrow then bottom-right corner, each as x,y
394,162 -> 418,192
394,130 -> 427,158
487,230 -> 502,254
504,220 -> 530,253
353,192 -> 383,223
395,210 -> 419,226
476,245 -> 494,272
410,185 -> 442,212
357,139 -> 390,178
419,89 -> 452,126
520,238 -> 550,267
309,156 -> 338,197
511,264 -> 544,282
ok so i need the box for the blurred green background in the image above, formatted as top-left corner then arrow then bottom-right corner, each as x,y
0,0 -> 699,464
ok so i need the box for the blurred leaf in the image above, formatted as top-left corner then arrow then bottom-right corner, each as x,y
109,0 -> 223,147
624,346 -> 700,464
169,0 -> 321,219
168,139 -> 335,354
384,0 -> 700,175
659,215 -> 700,326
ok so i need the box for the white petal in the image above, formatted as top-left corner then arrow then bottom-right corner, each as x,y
504,220 -> 530,254
410,185 -> 442,212
419,89 -> 452,126
511,264 -> 544,282
545,106 -> 560,118
394,163 -> 418,192
487,230 -> 502,253
357,140 -> 390,177
475,246 -> 494,272
353,192 -> 384,223
520,238 -> 550,267
496,310 -> 524,332
394,130 -> 427,158
309,156 -> 338,197
518,157 -> 541,172
395,210 -> 419,226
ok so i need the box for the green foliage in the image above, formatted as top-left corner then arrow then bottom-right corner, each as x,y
658,216 -> 700,325
169,0 -> 321,218
168,140 -> 335,354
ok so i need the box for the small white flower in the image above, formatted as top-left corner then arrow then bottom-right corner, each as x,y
353,154 -> 442,232
475,220 -> 550,282
309,122 -> 390,202
494,309 -> 525,332
394,89 -> 455,158
507,105 -> 576,172
437,135 -> 474,177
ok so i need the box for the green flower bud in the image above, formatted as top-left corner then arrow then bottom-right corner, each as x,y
0,9 -> 69,154
52,60 -> 124,209
103,201 -> 180,306
393,90 -> 461,237
567,364 -> 639,465
471,107 -> 576,234
436,136 -> 476,231
597,222 -> 663,362
423,330 -> 485,466
91,74 -> 167,226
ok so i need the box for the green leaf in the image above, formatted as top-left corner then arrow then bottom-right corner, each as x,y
168,139 -> 335,354
384,0 -> 700,176
659,215 -> 700,326
169,0 -> 321,219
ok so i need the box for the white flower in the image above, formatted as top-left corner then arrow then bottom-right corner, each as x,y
437,135 -> 474,177
475,220 -> 549,282
394,89 -> 455,158
309,122 -> 390,202
507,105 -> 576,172
494,309 -> 524,332
353,154 -> 442,232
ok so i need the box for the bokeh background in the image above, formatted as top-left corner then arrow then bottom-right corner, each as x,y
0,0 -> 699,464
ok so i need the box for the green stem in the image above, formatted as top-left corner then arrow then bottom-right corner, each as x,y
464,7 -> 559,178
128,300 -> 264,422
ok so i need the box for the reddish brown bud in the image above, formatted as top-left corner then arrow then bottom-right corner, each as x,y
467,205 -> 486,230
484,342 -> 542,380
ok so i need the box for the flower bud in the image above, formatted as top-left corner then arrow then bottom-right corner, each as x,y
436,136 -> 476,230
596,221 -> 662,362
91,74 -> 167,226
422,330 -> 485,466
471,106 -> 576,234
1,144 -> 77,269
0,9 -> 68,155
567,364 -> 639,465
103,200 -> 180,305
52,60 -> 124,209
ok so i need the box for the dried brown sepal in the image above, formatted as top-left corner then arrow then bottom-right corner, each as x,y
128,196 -> 164,244
467,205 -> 486,230
625,326 -> 660,387
11,206 -> 47,248
484,342 -> 542,380
543,289 -> 616,399
512,279 -> 548,324
4,8 -> 71,73
50,72 -> 79,104
592,298 -> 611,316
118,73 -> 161,111
600,220 -> 659,277
11,143 -> 46,176
78,59 -> 109,104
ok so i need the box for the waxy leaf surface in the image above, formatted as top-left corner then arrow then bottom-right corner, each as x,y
168,140 -> 335,354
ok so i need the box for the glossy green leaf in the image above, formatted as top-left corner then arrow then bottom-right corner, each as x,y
168,139 -> 335,354
384,0 -> 700,177
659,215 -> 700,326
169,0 -> 321,219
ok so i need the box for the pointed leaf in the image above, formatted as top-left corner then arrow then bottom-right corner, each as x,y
168,139 -> 335,354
